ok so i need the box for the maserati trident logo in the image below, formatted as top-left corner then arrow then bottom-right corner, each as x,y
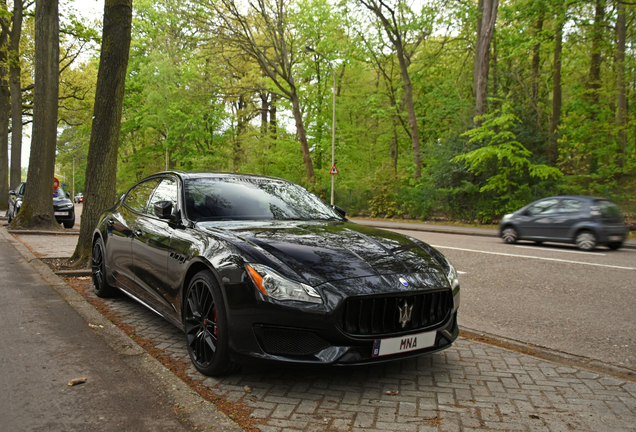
399,277 -> 408,287
398,299 -> 413,328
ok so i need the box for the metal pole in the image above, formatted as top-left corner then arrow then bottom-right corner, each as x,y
72,157 -> 75,198
304,46 -> 337,206
330,66 -> 335,206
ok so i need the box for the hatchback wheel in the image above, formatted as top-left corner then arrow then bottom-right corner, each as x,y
575,231 -> 596,251
184,270 -> 237,376
502,226 -> 518,244
92,238 -> 116,297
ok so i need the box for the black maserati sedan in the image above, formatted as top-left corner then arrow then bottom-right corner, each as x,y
8,182 -> 76,228
92,172 -> 460,376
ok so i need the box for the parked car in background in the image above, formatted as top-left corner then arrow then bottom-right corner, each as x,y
92,171 -> 461,376
8,182 -> 76,229
74,193 -> 84,203
499,196 -> 629,251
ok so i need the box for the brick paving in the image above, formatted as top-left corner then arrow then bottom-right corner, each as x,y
84,286 -> 636,432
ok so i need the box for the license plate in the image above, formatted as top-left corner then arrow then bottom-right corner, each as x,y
54,212 -> 68,216
609,235 -> 622,241
372,330 -> 436,357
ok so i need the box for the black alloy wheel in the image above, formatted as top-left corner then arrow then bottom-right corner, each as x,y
91,238 -> 116,297
184,270 -> 236,376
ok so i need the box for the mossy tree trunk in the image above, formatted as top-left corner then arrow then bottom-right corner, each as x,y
71,0 -> 133,266
10,0 -> 59,230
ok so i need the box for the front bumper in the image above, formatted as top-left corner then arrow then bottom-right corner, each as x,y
224,277 -> 460,366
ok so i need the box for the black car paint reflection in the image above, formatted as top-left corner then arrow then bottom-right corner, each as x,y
93,172 -> 460,376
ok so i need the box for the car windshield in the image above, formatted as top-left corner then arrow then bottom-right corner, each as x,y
53,186 -> 67,198
184,177 -> 343,222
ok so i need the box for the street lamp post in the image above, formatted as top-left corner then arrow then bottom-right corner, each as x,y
305,46 -> 336,206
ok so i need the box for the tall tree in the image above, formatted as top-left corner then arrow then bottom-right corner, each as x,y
357,0 -> 429,180
587,0 -> 605,174
10,0 -> 59,229
0,0 -> 10,210
9,0 -> 27,190
475,0 -> 499,118
206,0 -> 316,183
615,0 -> 627,166
547,0 -> 565,166
71,0 -> 133,264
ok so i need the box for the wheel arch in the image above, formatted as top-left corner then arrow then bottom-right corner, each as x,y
180,258 -> 227,321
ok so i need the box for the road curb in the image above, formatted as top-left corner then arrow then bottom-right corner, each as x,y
8,229 -> 79,235
461,328 -> 636,382
0,226 -> 244,432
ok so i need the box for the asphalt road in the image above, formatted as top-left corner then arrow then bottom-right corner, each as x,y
391,229 -> 636,370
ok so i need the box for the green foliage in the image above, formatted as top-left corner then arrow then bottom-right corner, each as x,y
454,98 -> 562,214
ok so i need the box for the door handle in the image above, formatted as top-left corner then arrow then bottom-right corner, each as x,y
134,229 -> 143,237
107,218 -> 115,225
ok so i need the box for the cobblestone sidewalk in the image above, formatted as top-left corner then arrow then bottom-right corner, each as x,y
82,283 -> 636,432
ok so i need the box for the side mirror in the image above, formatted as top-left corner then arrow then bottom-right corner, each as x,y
154,200 -> 179,222
66,192 -> 71,198
9,190 -> 16,196
331,205 -> 347,218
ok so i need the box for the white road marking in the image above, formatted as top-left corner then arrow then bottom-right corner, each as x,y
432,245 -> 636,271
514,245 -> 606,256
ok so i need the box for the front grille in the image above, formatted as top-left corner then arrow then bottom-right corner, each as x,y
260,327 -> 331,356
340,290 -> 452,336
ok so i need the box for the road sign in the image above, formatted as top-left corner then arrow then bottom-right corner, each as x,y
330,164 -> 339,175
53,177 -> 59,188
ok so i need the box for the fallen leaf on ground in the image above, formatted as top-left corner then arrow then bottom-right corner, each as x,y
68,377 -> 87,386
244,386 -> 251,393
385,390 -> 399,396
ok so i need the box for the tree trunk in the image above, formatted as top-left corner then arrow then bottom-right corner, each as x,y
475,0 -> 499,118
531,15 -> 544,106
9,0 -> 24,190
11,0 -> 59,229
587,0 -> 605,174
71,0 -> 133,265
269,94 -> 277,141
473,0 -> 484,97
290,93 -> 315,182
616,0 -> 627,167
0,1 -> 9,211
547,4 -> 564,166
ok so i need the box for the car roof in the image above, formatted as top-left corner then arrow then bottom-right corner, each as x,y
154,170 -> 293,183
537,196 -> 612,202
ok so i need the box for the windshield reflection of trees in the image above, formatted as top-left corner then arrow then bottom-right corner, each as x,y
185,177 -> 341,222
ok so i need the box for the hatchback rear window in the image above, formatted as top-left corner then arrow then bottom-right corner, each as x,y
593,200 -> 623,222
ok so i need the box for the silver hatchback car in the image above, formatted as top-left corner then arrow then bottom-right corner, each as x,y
499,196 -> 629,251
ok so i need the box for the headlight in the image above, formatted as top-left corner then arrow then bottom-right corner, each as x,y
446,258 -> 460,311
246,264 -> 323,304
60,204 -> 74,209
501,213 -> 513,222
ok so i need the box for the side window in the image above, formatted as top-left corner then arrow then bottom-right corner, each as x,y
559,199 -> 583,214
527,198 -> 559,216
124,179 -> 161,213
19,183 -> 26,195
147,178 -> 178,215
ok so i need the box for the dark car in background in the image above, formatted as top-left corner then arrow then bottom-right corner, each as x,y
499,196 -> 629,251
91,171 -> 461,376
8,182 -> 76,229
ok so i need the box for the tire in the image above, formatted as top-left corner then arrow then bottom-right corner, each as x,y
63,218 -> 75,229
183,270 -> 237,376
575,231 -> 596,251
501,226 -> 518,244
91,238 -> 117,297
608,242 -> 623,251
7,209 -> 12,223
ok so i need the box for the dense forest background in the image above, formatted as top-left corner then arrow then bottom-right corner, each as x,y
42,0 -> 636,223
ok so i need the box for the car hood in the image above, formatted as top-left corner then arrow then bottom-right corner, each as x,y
53,196 -> 73,208
199,220 -> 448,288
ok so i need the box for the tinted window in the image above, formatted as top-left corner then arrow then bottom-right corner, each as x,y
184,177 -> 342,222
147,178 -> 178,215
559,199 -> 583,214
527,199 -> 559,216
124,179 -> 161,213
